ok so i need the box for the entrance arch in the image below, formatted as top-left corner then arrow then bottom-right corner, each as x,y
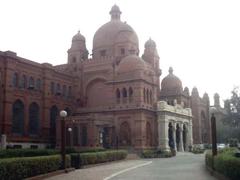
168,122 -> 174,149
119,122 -> 131,146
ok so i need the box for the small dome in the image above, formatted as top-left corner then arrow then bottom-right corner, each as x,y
144,38 -> 156,48
117,55 -> 146,74
110,4 -> 121,15
184,87 -> 189,96
72,31 -> 85,41
161,67 -> 183,95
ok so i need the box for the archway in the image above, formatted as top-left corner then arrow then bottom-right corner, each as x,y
146,122 -> 152,146
168,122 -> 174,149
49,105 -> 58,147
176,124 -> 180,151
12,100 -> 24,135
29,102 -> 40,135
119,122 -> 131,146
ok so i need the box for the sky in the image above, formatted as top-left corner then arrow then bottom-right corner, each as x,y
1,0 -> 240,105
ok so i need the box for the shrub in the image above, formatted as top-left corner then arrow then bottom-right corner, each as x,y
205,148 -> 240,180
141,149 -> 175,158
228,138 -> 239,147
0,155 -> 70,180
70,150 -> 127,168
192,146 -> 204,154
0,148 -> 59,159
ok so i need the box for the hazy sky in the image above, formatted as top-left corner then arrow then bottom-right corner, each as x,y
1,0 -> 240,105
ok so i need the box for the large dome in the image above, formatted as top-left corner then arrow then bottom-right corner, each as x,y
117,54 -> 146,74
92,5 -> 139,57
161,67 -> 183,95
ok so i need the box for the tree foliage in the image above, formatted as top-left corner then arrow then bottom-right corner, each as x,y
223,87 -> 240,127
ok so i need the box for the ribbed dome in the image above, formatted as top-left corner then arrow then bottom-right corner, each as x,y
117,54 -> 146,74
161,67 -> 183,95
72,31 -> 85,41
145,38 -> 156,48
92,5 -> 139,54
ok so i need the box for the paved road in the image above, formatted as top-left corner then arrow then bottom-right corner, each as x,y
46,153 -> 217,180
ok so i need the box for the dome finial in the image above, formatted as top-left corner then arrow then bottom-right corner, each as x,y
110,4 -> 121,20
78,30 -> 80,34
169,67 -> 173,74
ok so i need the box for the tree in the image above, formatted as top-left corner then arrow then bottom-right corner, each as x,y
223,87 -> 240,127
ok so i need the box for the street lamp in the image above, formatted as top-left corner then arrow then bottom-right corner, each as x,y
68,127 -> 72,149
60,110 -> 67,170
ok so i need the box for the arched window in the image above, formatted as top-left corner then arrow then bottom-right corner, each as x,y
51,82 -> 55,94
29,102 -> 40,135
62,85 -> 66,97
68,86 -> 72,97
129,87 -> 133,103
20,75 -> 27,89
36,78 -> 41,90
56,83 -> 61,95
81,125 -> 88,146
12,100 -> 24,135
116,88 -> 120,104
64,107 -> 71,116
150,90 -> 152,104
12,72 -> 18,88
73,126 -> 79,146
122,88 -> 127,103
29,77 -> 34,89
146,89 -> 149,104
49,105 -> 58,144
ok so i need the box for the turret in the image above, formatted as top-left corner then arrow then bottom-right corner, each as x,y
142,38 -> 159,69
191,87 -> 199,98
214,93 -> 220,107
68,31 -> 88,64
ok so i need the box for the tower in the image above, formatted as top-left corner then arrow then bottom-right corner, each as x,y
142,38 -> 159,69
214,93 -> 220,107
67,31 -> 88,64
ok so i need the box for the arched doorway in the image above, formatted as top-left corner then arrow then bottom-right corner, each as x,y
12,100 -> 24,135
146,122 -> 152,146
29,102 -> 40,135
49,105 -> 58,147
119,122 -> 131,146
168,122 -> 174,149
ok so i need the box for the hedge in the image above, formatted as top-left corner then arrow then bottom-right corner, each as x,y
0,149 -> 59,159
70,150 -> 127,168
141,149 -> 174,158
0,147 -> 106,159
205,148 -> 240,180
0,155 -> 70,180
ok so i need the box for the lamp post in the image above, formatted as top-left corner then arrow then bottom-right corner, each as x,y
68,127 -> 72,149
60,110 -> 67,170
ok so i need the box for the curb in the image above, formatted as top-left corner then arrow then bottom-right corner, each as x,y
25,168 -> 75,180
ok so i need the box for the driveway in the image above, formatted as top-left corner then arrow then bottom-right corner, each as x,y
46,152 -> 217,180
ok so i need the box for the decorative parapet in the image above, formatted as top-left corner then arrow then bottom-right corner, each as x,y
157,101 -> 192,117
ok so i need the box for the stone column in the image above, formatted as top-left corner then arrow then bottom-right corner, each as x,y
179,123 -> 184,152
172,122 -> 177,151
188,121 -> 193,149
157,114 -> 170,151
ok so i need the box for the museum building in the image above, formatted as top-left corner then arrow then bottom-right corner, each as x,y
0,5 -> 211,151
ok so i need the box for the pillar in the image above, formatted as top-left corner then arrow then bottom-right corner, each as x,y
172,122 -> 177,151
188,121 -> 193,150
157,114 -> 170,151
179,123 -> 184,152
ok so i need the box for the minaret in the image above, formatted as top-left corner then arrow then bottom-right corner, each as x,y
67,31 -> 88,64
110,4 -> 121,21
214,93 -> 220,107
142,38 -> 159,69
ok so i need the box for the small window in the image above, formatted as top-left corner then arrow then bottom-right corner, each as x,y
36,79 -> 41,90
28,77 -> 34,89
121,48 -> 125,55
12,73 -> 18,88
100,50 -> 106,57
